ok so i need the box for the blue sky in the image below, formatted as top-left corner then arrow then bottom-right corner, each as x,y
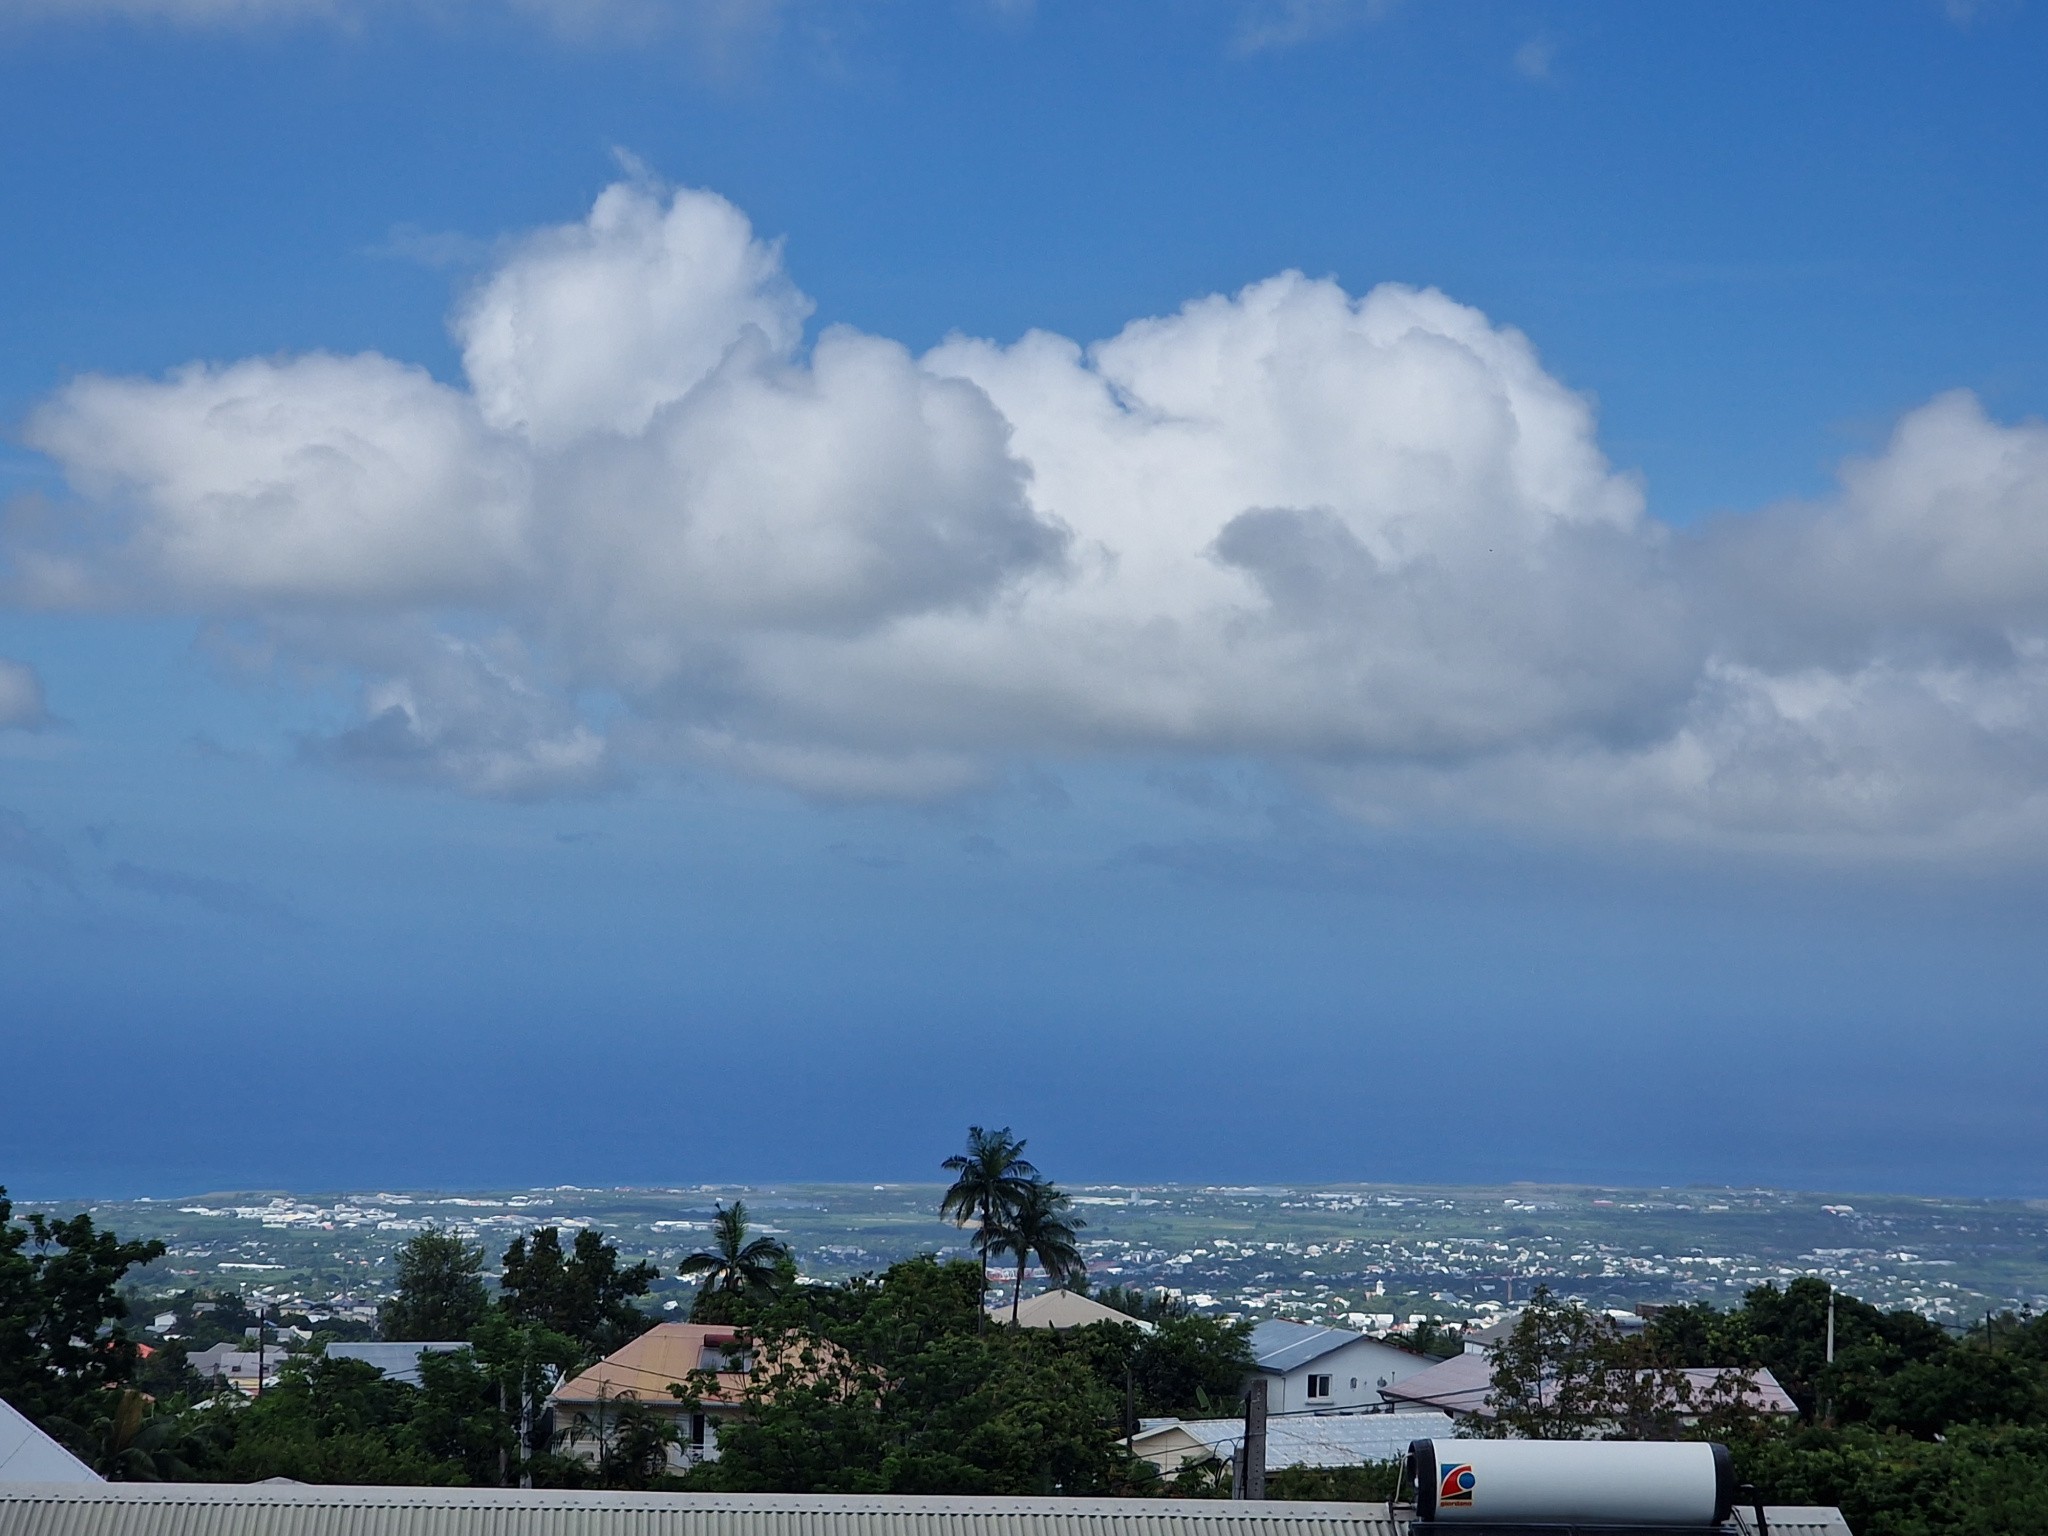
3,0 -> 2047,1199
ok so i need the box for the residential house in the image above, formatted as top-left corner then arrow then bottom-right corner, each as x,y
187,1344 -> 276,1396
548,1323 -> 759,1472
1247,1319 -> 1432,1415
1379,1350 -> 1799,1422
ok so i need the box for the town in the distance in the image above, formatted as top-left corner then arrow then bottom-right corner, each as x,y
6,1126 -> 2047,1536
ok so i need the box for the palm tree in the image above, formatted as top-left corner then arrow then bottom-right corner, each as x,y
939,1126 -> 1040,1302
987,1180 -> 1086,1325
677,1201 -> 790,1296
52,1389 -> 198,1481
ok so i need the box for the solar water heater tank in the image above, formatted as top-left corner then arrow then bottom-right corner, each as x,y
1408,1438 -> 1736,1528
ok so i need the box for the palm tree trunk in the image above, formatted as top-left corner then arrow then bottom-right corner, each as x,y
976,1198 -> 991,1332
1012,1253 -> 1027,1324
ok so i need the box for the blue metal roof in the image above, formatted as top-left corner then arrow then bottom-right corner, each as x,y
1249,1319 -> 1367,1373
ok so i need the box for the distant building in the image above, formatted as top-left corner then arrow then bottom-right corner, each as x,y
996,1291 -> 1157,1334
327,1342 -> 469,1387
1247,1319 -> 1433,1415
1129,1408 -> 1460,1475
1461,1308 -> 1644,1356
186,1344 -> 276,1395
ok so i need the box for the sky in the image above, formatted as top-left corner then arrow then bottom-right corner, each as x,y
3,0 -> 2048,1201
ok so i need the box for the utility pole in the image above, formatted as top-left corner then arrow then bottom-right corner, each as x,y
1820,1286 -> 1835,1426
1240,1377 -> 1267,1500
255,1303 -> 267,1398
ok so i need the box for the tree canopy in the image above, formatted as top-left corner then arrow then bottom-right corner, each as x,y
678,1202 -> 792,1318
379,1229 -> 489,1342
497,1226 -> 659,1359
939,1127 -> 1040,1299
0,1185 -> 164,1428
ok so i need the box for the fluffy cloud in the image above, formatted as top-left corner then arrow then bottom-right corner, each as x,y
0,659 -> 49,730
13,175 -> 2048,854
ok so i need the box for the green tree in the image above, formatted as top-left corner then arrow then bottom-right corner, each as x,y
678,1203 -> 792,1312
1476,1286 -> 1758,1441
985,1181 -> 1086,1325
565,1393 -> 678,1490
0,1186 -> 165,1433
939,1127 -> 1040,1304
498,1227 -> 659,1359
48,1388 -> 202,1481
468,1311 -> 587,1485
1131,1313 -> 1256,1420
379,1228 -> 489,1342
212,1352 -> 457,1485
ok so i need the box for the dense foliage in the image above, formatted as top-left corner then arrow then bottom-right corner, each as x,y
15,1159 -> 2048,1531
673,1255 -> 1253,1496
379,1229 -> 489,1342
1478,1280 -> 2048,1536
0,1185 -> 164,1430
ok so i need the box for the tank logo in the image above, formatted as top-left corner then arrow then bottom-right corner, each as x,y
1439,1464 -> 1476,1507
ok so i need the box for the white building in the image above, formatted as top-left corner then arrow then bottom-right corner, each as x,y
1248,1320 -> 1433,1415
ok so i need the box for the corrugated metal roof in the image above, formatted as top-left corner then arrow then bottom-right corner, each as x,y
0,1484 -> 1856,1536
0,1484 -> 1403,1536
1250,1322 -> 1370,1374
1134,1412 -> 1460,1469
0,1401 -> 100,1485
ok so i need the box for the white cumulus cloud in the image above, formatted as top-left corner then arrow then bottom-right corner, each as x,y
13,174 -> 2048,856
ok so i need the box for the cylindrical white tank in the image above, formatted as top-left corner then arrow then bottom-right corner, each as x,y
1409,1438 -> 1734,1526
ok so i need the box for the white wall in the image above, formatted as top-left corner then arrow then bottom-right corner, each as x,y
1267,1337 -> 1433,1414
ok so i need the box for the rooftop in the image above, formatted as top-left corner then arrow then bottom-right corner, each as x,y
552,1324 -> 752,1408
0,1483 -> 1855,1536
0,1399 -> 99,1485
1250,1320 -> 1387,1373
1379,1353 -> 1799,1418
996,1291 -> 1156,1334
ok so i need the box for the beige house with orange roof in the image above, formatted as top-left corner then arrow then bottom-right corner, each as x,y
550,1323 -> 756,1471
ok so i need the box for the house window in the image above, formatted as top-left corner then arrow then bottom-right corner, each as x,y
1307,1373 -> 1332,1400
1350,1378 -> 1359,1389
690,1413 -> 706,1450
